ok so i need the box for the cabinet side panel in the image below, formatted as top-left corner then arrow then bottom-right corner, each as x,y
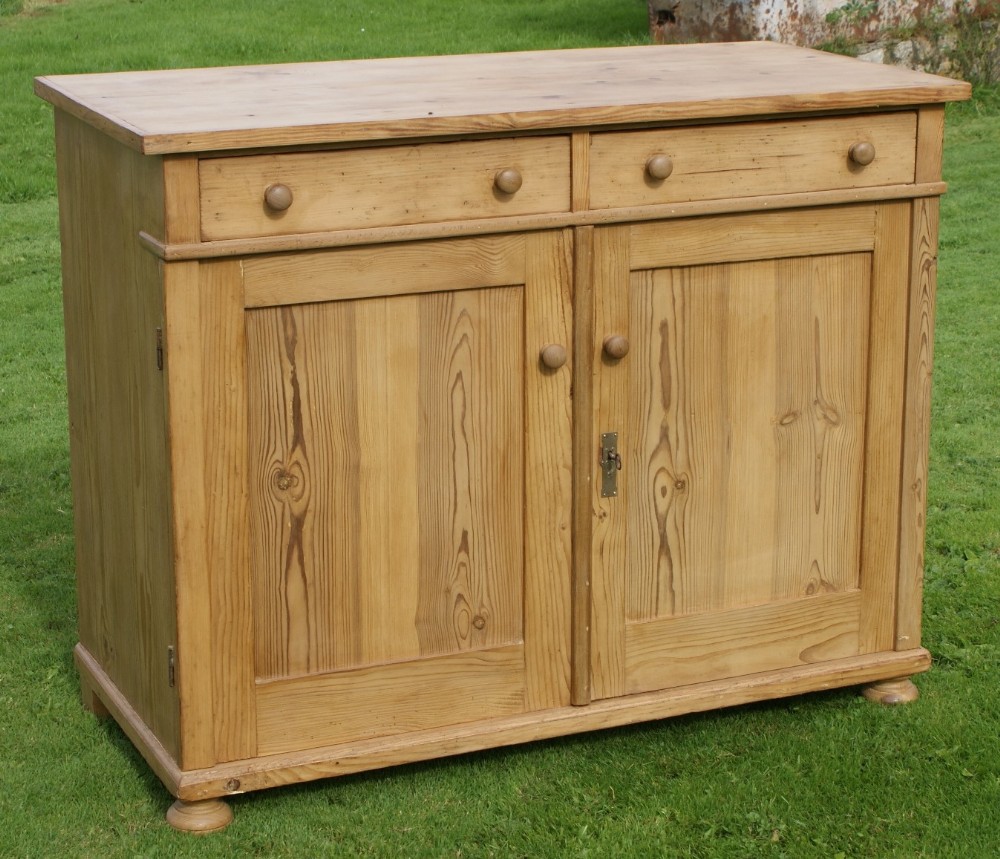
896,197 -> 939,650
55,110 -> 180,760
895,107 -> 944,649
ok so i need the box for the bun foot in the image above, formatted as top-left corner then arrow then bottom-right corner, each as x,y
166,798 -> 233,833
862,677 -> 919,705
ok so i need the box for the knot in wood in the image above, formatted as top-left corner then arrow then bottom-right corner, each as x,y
274,470 -> 295,491
272,467 -> 302,493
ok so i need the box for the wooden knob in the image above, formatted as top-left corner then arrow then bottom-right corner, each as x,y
645,154 -> 674,181
603,335 -> 630,360
539,343 -> 567,370
264,183 -> 293,211
849,141 -> 876,166
494,168 -> 523,195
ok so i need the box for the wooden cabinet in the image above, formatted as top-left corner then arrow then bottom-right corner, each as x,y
36,42 -> 969,832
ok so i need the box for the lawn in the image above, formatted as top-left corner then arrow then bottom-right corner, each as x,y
1,1 -> 998,856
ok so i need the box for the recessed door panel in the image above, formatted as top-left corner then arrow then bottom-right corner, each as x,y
589,206 -> 908,700
625,253 -> 871,624
247,287 -> 524,680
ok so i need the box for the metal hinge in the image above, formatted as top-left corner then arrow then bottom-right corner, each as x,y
155,328 -> 164,371
167,645 -> 176,687
600,432 -> 622,498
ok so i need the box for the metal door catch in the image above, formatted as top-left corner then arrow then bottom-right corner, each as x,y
600,432 -> 621,498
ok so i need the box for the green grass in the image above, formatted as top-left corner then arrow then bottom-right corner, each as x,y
2,2 -> 999,856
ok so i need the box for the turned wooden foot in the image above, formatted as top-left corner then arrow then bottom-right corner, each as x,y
862,676 -> 919,705
166,798 -> 233,833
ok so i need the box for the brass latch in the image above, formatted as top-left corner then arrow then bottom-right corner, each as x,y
600,432 -> 622,498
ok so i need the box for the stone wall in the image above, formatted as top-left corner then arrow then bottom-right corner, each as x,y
647,0 -> 964,46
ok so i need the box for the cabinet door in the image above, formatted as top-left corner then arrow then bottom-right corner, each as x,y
587,204 -> 911,700
183,232 -> 572,761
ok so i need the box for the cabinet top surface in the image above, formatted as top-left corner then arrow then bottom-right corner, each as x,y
35,42 -> 970,155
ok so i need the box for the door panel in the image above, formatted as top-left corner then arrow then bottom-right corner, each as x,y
239,231 -> 572,754
590,205 -> 905,699
625,253 -> 870,623
246,286 -> 524,679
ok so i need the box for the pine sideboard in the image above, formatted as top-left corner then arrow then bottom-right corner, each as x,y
36,43 -> 970,832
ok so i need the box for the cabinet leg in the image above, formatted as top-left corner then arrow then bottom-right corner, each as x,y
79,673 -> 110,719
861,676 -> 919,705
166,798 -> 234,833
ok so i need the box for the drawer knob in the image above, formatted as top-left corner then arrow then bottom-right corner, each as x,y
849,142 -> 876,166
494,168 -> 523,195
645,154 -> 674,181
603,334 -> 630,360
264,183 -> 294,211
539,343 -> 568,370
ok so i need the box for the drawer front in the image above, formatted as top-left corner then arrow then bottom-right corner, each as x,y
589,113 -> 916,209
199,136 -> 571,240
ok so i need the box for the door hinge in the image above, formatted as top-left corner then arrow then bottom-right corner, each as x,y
155,327 -> 164,371
167,645 -> 176,687
600,432 -> 622,498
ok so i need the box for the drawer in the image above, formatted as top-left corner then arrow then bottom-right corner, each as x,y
588,112 -> 917,209
199,136 -> 571,240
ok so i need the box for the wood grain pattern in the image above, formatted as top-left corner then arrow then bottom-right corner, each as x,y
54,111 -> 181,761
175,647 -> 931,801
196,260 -> 256,764
242,234 -> 526,308
858,202 -> 912,654
246,285 -> 523,679
246,232 -> 572,737
589,225 -> 631,701
200,137 -> 570,240
571,226 -> 595,706
34,43 -> 969,154
523,230 -> 574,711
624,592 -> 861,694
162,260 -> 223,769
914,106 -> 945,184
256,646 -> 526,755
571,132 -> 590,212
162,155 -> 200,243
74,630 -> 928,803
897,198 -> 939,650
143,182 -> 948,263
625,253 -> 870,622
590,113 -> 916,209
591,208 -> 880,699
629,205 -> 876,271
